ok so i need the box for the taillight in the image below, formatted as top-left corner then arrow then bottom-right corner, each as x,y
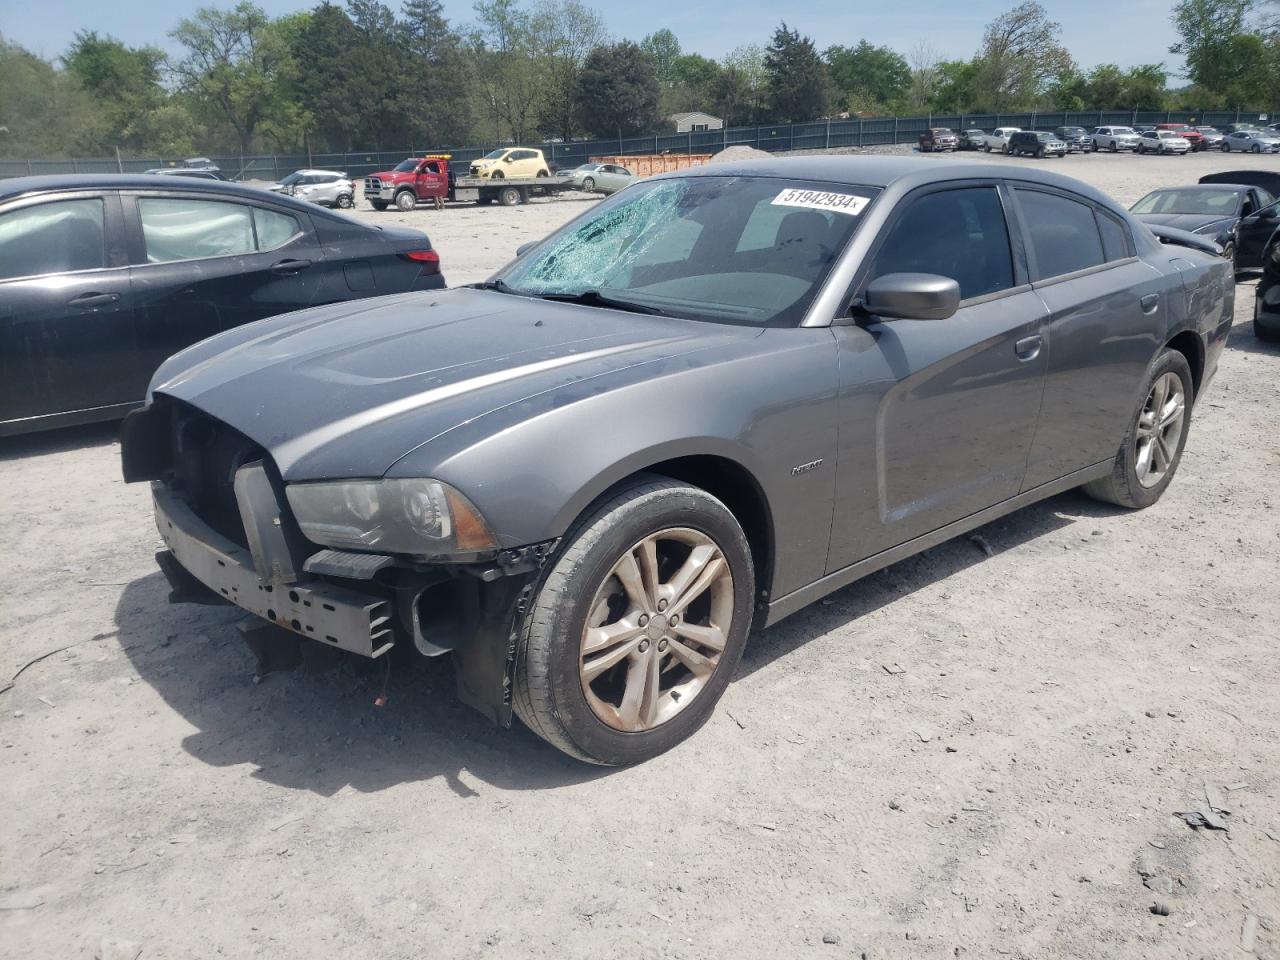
402,249 -> 440,273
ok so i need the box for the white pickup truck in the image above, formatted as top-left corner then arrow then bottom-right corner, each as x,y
983,127 -> 1022,153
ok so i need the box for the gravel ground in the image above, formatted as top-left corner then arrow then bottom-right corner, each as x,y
2,150 -> 1278,960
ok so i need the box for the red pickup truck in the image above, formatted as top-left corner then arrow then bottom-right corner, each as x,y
1156,123 -> 1206,151
364,155 -> 452,211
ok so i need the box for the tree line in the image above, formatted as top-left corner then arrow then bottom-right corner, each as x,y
1,0 -> 1277,159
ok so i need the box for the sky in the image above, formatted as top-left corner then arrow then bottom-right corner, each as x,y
5,0 -> 1186,74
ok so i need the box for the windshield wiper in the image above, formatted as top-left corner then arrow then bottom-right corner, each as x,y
469,278 -> 518,295
535,289 -> 667,316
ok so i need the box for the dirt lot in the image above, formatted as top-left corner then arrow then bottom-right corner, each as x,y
2,150 -> 1278,960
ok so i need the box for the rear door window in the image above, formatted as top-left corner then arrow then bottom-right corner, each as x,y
139,198 -> 301,262
1015,189 -> 1106,279
0,198 -> 106,281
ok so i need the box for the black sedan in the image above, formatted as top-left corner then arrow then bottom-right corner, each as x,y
1129,177 -> 1278,271
0,175 -> 445,436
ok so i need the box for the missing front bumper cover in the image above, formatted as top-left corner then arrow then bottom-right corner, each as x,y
152,483 -> 393,658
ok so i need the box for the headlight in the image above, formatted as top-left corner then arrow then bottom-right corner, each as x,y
286,479 -> 498,558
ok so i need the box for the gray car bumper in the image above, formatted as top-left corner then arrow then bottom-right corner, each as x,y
152,483 -> 394,658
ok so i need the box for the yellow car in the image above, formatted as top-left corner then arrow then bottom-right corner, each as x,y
468,147 -> 551,179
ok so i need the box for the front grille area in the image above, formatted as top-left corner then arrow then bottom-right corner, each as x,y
155,398 -> 268,549
365,177 -> 382,192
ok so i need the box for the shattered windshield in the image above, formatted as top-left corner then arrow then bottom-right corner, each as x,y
497,176 -> 878,326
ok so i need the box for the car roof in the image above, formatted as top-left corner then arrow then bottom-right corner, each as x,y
665,155 -> 1121,208
1145,184 -> 1247,193
0,174 -> 330,214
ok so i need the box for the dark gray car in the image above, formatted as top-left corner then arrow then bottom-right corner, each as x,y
121,157 -> 1234,764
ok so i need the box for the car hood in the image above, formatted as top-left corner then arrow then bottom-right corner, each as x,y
149,287 -> 753,480
1133,212 -> 1235,234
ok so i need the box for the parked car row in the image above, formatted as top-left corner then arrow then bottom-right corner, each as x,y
937,122 -> 1280,157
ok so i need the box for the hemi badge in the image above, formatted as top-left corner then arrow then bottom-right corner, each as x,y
791,459 -> 823,476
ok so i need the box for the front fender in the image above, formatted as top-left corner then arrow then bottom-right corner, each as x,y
386,327 -> 842,600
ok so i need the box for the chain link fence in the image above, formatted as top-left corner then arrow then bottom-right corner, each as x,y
2,108 -> 1272,182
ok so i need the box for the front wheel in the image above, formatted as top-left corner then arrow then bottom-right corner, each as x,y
1222,142 -> 1231,152
370,200 -> 389,211
1252,143 -> 1261,154
984,144 -> 992,152
1083,349 -> 1193,509
490,169 -> 505,179
394,190 -> 416,212
513,477 -> 755,765
536,168 -> 549,177
1222,240 -> 1237,273
582,176 -> 596,191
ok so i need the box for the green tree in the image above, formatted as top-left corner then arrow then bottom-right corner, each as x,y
763,22 -> 833,122
1169,0 -> 1255,96
970,2 -> 1074,110
824,41 -> 910,113
0,37 -> 106,157
575,40 -> 660,139
712,44 -> 766,125
403,0 -> 474,144
640,28 -> 681,85
62,31 -> 174,152
289,3 -> 363,150
529,0 -> 609,142
169,2 -> 296,155
666,53 -> 721,113
928,59 -> 981,113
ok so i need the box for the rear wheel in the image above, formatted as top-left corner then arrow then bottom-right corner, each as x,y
513,477 -> 755,765
582,176 -> 596,191
1252,143 -> 1261,154
498,185 -> 522,206
1222,240 -> 1237,273
536,168 -> 549,177
1222,141 -> 1231,152
394,190 -> 416,212
336,193 -> 353,209
1083,349 -> 1193,509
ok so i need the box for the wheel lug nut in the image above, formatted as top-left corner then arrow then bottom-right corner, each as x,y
638,640 -> 649,652
638,615 -> 649,626
657,599 -> 668,611
658,639 -> 668,651
668,614 -> 679,626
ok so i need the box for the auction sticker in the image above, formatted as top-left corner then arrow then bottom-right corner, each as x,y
771,188 -> 869,216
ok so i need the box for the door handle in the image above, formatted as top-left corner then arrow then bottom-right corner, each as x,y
271,259 -> 313,275
1140,293 -> 1159,314
1015,334 -> 1043,361
68,292 -> 120,309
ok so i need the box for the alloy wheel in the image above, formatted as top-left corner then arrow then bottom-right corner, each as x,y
1134,372 -> 1187,488
579,528 -> 734,732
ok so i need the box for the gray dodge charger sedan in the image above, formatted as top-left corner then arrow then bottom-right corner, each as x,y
122,157 -> 1233,764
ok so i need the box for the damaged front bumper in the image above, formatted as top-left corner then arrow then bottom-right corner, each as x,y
153,483 -> 396,658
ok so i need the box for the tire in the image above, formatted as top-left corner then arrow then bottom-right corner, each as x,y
336,193 -> 353,209
1036,148 -> 1044,159
1255,307 -> 1280,342
512,477 -> 755,765
1001,143 -> 1010,154
984,144 -> 992,152
1082,349 -> 1194,510
490,170 -> 504,179
1220,241 -> 1237,274
476,196 -> 493,206
1252,143 -> 1261,154
370,200 -> 388,211
498,185 -> 522,207
1222,142 -> 1231,152
582,176 -> 596,192
394,190 -> 416,212
536,169 -> 549,177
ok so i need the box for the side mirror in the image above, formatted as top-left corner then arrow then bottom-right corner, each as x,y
516,241 -> 538,257
862,273 -> 960,321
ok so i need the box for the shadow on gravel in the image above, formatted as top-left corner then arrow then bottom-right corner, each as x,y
738,489 -> 1117,678
114,488 -> 1119,791
1225,317 -> 1280,356
0,420 -> 121,462
114,574 -> 608,797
